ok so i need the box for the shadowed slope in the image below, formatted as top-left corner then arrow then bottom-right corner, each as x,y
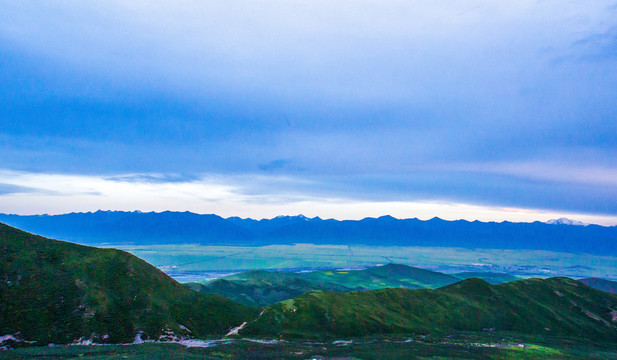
189,264 -> 462,306
189,265 -> 523,307
241,277 -> 617,339
188,270 -> 352,307
0,223 -> 255,345
579,278 -> 617,294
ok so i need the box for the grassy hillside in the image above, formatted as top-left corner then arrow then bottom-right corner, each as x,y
0,223 -> 255,345
453,272 -> 521,284
190,264 -> 519,306
5,334 -> 617,360
579,278 -> 617,294
300,263 -> 459,290
241,277 -> 617,339
188,270 -> 352,307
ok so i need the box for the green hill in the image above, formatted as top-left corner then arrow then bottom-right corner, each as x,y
452,272 -> 521,284
241,277 -> 617,339
579,277 -> 617,294
187,270 -> 352,307
189,264 -> 462,306
190,265 -> 518,307
299,263 -> 460,290
0,223 -> 255,345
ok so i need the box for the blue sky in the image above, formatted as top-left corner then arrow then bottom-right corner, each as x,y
1,1 -> 617,224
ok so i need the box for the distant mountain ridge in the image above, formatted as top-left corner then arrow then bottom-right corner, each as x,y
0,211 -> 616,254
546,217 -> 587,226
0,211 -> 252,245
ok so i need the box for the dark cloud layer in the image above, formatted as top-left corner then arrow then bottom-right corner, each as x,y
1,1 -> 616,217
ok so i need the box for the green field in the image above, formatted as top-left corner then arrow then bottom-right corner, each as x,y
111,243 -> 617,281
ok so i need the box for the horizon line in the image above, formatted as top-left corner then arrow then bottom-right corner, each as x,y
0,210 -> 606,227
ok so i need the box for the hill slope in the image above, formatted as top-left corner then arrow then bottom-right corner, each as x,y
452,272 -> 521,284
579,278 -> 617,294
0,223 -> 255,345
190,264 -> 464,306
300,263 -> 459,290
188,270 -> 353,307
241,277 -> 617,339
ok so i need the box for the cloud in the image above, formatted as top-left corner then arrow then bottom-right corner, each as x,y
103,173 -> 198,184
0,170 -> 616,226
2,1 -> 614,101
0,1 -> 616,219
0,183 -> 37,195
258,159 -> 302,172
0,169 -> 608,225
571,25 -> 617,61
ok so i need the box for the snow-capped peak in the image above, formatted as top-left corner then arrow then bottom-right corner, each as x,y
546,218 -> 587,226
274,214 -> 309,221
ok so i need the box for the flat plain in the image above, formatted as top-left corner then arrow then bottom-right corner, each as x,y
109,244 -> 617,282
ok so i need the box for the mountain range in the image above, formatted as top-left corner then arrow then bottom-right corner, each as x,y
1,211 -> 616,254
546,218 -> 587,226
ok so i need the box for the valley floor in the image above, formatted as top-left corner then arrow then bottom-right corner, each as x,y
110,244 -> 617,281
2,333 -> 617,360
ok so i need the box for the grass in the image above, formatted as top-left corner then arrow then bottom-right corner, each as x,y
190,264 -> 468,306
300,264 -> 459,290
3,221 -> 617,357
242,277 -> 617,340
2,333 -> 617,359
452,272 -> 521,284
0,223 -> 255,345
188,269 -> 354,307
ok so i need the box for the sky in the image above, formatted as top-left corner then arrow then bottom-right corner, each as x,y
1,1 -> 617,224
